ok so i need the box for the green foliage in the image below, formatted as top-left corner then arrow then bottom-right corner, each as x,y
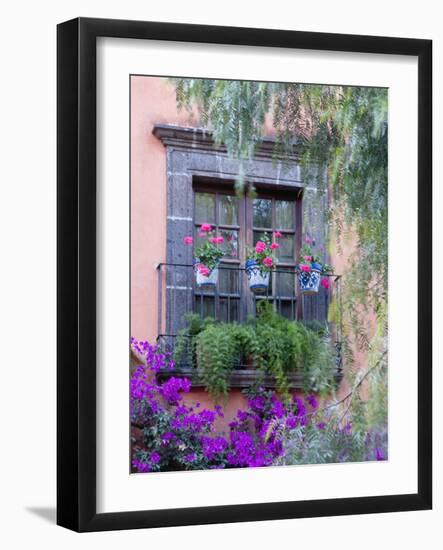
172,79 -> 387,306
195,322 -> 259,399
175,304 -> 336,399
171,77 -> 388,433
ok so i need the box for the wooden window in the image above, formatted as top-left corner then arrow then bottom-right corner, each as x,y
193,181 -> 302,322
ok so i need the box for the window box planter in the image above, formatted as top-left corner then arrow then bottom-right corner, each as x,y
245,259 -> 270,293
156,366 -> 343,390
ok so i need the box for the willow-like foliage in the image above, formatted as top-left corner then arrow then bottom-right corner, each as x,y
171,78 -> 388,432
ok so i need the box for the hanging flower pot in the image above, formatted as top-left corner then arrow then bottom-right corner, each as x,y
297,266 -> 322,295
297,242 -> 333,295
184,223 -> 225,288
245,259 -> 270,293
194,260 -> 219,287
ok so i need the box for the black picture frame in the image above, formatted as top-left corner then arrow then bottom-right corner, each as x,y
57,17 -> 432,532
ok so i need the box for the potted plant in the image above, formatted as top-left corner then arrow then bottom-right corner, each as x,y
245,233 -> 279,293
183,223 -> 224,286
296,243 -> 333,295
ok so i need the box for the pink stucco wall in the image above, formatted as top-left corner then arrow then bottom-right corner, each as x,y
131,76 -> 194,342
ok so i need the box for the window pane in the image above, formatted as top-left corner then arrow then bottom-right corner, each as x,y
276,234 -> 295,261
219,265 -> 240,294
276,200 -> 294,229
219,194 -> 239,226
220,229 -> 239,259
276,268 -> 295,296
194,296 -> 215,318
195,192 -> 215,224
253,198 -> 272,228
279,300 -> 296,320
219,297 -> 239,323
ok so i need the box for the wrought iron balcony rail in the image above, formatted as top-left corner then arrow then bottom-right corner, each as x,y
156,262 -> 342,337
154,262 -> 343,389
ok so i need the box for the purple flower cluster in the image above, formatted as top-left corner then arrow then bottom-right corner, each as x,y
159,377 -> 191,404
131,337 -> 175,372
130,339 -> 387,473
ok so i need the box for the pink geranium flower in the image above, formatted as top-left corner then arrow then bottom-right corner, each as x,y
255,241 -> 266,253
209,236 -> 225,244
304,236 -> 313,244
200,223 -> 212,232
274,231 -> 282,238
263,256 -> 273,268
198,265 -> 210,277
321,277 -> 330,289
183,236 -> 193,245
303,255 -> 312,262
270,243 -> 280,250
300,264 -> 311,272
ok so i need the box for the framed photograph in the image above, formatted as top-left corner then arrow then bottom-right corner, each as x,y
57,17 -> 432,532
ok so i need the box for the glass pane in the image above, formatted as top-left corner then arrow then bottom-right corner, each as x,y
276,200 -> 294,229
194,296 -> 215,318
219,265 -> 240,294
195,192 -> 215,224
276,269 -> 295,297
276,234 -> 295,261
280,300 -> 296,320
219,195 -> 239,226
220,229 -> 239,259
219,297 -> 239,323
253,198 -> 272,228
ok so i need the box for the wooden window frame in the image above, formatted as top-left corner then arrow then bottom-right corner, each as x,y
193,178 -> 303,322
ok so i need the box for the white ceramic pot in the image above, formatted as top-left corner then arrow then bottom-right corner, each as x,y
194,263 -> 219,287
245,260 -> 270,293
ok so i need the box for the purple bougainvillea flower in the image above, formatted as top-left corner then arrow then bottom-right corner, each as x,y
150,451 -> 161,464
316,422 -> 326,430
183,452 -> 197,463
375,447 -> 384,461
307,395 -> 319,409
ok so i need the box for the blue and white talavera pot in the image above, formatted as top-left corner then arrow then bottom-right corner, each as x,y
298,267 -> 322,295
245,259 -> 270,293
194,259 -> 219,287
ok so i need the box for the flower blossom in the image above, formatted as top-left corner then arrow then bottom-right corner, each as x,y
183,236 -> 193,245
263,256 -> 273,268
307,395 -> 318,409
321,277 -> 330,290
200,223 -> 212,232
300,264 -> 311,272
303,255 -> 312,262
209,236 -> 225,244
183,452 -> 197,463
274,231 -> 282,238
198,265 -> 210,277
255,241 -> 267,253
270,242 -> 280,250
375,447 -> 384,461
